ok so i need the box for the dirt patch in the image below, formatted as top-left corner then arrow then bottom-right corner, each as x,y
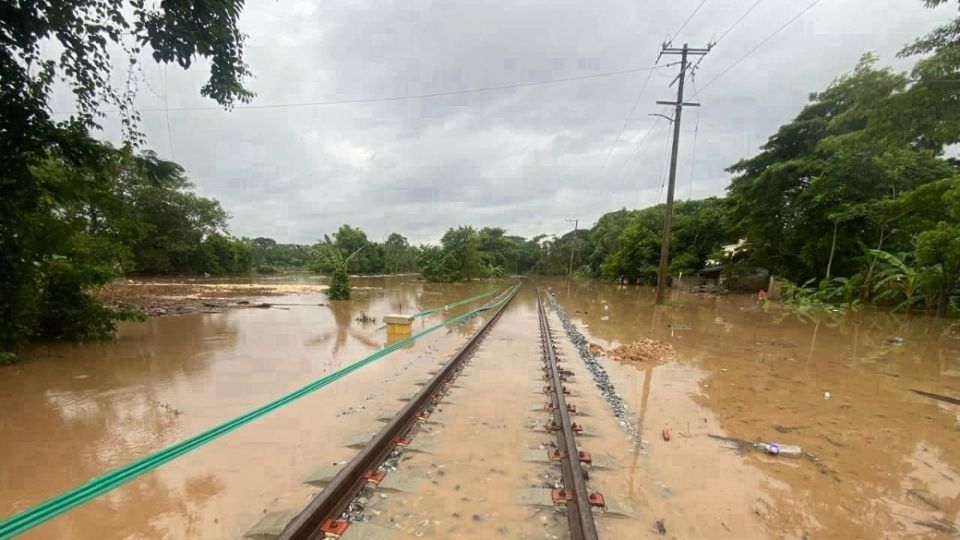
98,280 -> 328,316
606,338 -> 677,364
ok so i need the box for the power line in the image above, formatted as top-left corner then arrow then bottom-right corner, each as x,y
162,64 -> 175,161
654,122 -> 674,206
697,0 -> 825,94
716,0 -> 766,44
593,59 -> 683,180
51,64 -> 664,116
669,0 -> 708,44
684,0 -> 766,99
615,110 -> 670,183
686,81 -> 701,201
594,69 -> 657,179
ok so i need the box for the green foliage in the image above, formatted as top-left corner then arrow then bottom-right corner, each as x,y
0,0 -> 252,357
327,269 -> 351,300
596,198 -> 732,284
383,233 -> 416,273
36,259 -> 143,341
781,277 -> 862,312
199,234 -> 253,275
247,237 -> 311,269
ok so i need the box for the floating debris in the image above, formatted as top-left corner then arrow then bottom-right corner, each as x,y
910,389 -> 960,406
355,312 -> 376,324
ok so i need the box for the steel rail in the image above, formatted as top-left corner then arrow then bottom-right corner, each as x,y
278,284 -> 520,540
538,289 -> 600,540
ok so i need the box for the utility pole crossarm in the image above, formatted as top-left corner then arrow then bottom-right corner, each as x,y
655,101 -> 701,107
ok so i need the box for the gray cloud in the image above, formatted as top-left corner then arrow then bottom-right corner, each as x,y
69,0 -> 947,244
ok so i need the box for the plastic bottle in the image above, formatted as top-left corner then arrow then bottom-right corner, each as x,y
756,442 -> 803,458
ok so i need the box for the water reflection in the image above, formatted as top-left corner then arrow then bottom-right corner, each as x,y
0,276 -> 508,539
546,278 -> 960,538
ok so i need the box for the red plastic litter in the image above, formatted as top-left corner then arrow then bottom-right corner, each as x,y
662,427 -> 671,441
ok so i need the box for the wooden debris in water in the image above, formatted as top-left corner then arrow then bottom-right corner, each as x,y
906,489 -> 941,511
914,519 -> 957,534
910,389 -> 960,406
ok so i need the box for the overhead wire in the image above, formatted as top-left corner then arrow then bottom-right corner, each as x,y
688,0 -> 767,98
162,64 -> 175,160
653,121 -> 674,206
615,110 -> 670,183
594,68 -> 658,179
716,0 -> 766,44
668,0 -> 709,44
686,77 -> 701,201
596,0 -> 710,183
52,64 -> 666,116
697,0 -> 826,94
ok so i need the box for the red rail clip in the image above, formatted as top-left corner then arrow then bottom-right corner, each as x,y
319,518 -> 350,536
394,434 -> 412,446
551,488 -> 574,502
547,449 -> 566,461
571,423 -> 583,433
363,469 -> 386,482
578,451 -> 593,464
588,492 -> 606,507
417,411 -> 431,421
544,421 -> 562,432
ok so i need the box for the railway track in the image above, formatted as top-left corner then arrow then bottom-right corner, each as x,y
537,288 -> 602,540
277,285 -> 519,540
277,284 -> 604,539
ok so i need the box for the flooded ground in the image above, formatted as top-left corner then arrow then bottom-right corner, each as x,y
1,277 -> 958,539
0,277 -> 497,539
549,280 -> 960,539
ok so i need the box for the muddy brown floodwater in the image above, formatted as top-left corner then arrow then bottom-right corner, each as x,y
548,279 -> 960,539
0,277 -> 498,539
1,277 -> 958,539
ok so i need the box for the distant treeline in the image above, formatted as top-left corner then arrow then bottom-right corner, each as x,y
247,196 -> 732,285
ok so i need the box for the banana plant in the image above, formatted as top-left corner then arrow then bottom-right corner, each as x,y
869,249 -> 923,314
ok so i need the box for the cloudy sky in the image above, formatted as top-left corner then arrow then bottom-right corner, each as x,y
57,0 -> 948,244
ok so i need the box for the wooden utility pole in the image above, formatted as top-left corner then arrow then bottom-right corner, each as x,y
565,218 -> 578,277
654,43 -> 710,305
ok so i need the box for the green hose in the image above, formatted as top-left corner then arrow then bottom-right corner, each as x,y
376,288 -> 499,330
0,283 -> 520,539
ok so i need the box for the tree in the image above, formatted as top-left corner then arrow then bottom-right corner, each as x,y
383,233 -> 414,274
727,55 -> 955,282
900,0 -> 960,56
1,1 -> 252,357
440,226 -> 481,281
913,179 -> 960,316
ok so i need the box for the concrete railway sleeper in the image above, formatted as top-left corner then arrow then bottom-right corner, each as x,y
537,289 -> 603,540
277,284 -> 520,540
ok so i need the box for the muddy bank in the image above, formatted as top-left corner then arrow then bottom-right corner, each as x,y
97,280 -> 329,316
